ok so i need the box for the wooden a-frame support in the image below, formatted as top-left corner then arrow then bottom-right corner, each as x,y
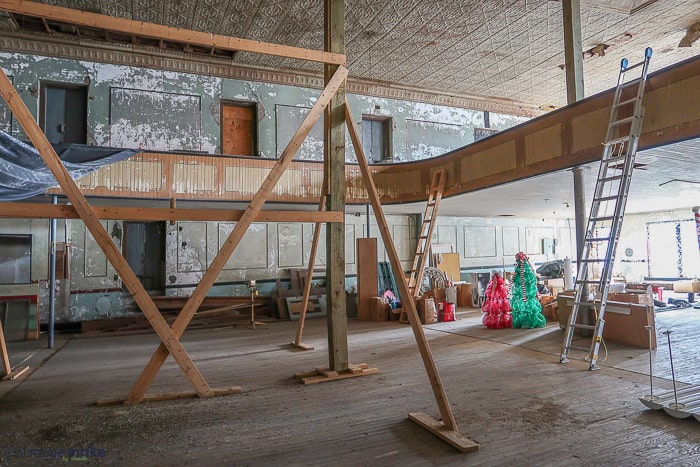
345,103 -> 479,453
0,63 -> 347,403
121,66 -> 349,404
0,69 -> 220,398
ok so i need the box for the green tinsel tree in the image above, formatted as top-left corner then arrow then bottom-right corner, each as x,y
510,252 -> 546,329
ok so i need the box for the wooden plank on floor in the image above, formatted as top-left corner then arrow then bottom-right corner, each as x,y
408,412 -> 479,453
96,386 -> 242,407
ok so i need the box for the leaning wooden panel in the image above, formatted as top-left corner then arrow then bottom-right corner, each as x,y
0,0 -> 346,65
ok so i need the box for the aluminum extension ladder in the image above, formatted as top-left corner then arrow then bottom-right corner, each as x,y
407,169 -> 446,299
560,47 -> 653,370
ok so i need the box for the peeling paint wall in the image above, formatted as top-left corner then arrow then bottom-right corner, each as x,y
0,52 -> 527,161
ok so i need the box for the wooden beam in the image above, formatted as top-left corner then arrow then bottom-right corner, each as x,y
96,386 -> 242,407
562,0 -> 585,104
0,0 -> 346,66
124,66 -> 349,404
291,182 -> 327,350
0,68 -> 214,398
0,320 -> 11,378
345,103 -> 462,434
0,203 -> 344,223
324,0 -> 348,373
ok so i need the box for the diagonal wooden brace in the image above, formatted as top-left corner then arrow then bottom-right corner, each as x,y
124,66 -> 349,403
0,69 -> 213,397
344,102 -> 458,432
291,179 -> 327,349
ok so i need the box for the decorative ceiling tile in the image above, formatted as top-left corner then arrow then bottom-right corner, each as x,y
10,0 -> 700,110
132,0 -> 162,23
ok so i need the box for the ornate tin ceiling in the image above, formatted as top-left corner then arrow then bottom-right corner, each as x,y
1,0 -> 698,111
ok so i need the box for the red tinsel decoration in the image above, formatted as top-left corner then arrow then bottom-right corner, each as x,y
481,272 -> 512,329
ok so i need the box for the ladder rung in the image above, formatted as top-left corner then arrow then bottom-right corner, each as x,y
614,97 -> 639,108
577,279 -> 602,284
603,155 -> 628,165
600,175 -> 623,183
593,195 -> 620,203
612,116 -> 636,126
625,62 -> 646,71
419,235 -> 428,239
621,77 -> 643,87
568,344 -> 591,352
570,324 -> 596,330
581,258 -> 606,262
606,135 -> 631,145
590,216 -> 615,222
585,238 -> 611,244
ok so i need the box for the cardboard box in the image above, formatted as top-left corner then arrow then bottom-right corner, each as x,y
457,283 -> 473,307
541,301 -> 559,322
557,293 -> 656,348
419,298 -> 437,324
423,288 -> 446,302
673,280 -> 700,293
544,278 -> 565,288
371,297 -> 388,321
607,292 -> 653,306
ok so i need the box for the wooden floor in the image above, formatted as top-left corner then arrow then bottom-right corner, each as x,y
1,307 -> 700,465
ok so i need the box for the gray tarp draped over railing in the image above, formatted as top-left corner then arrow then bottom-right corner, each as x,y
0,130 -> 137,201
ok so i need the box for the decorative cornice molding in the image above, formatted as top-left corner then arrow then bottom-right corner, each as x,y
0,33 -> 543,117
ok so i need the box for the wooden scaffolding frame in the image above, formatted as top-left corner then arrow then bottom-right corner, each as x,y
0,0 -> 476,451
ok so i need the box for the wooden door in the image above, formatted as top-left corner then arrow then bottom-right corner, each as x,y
222,103 -> 255,156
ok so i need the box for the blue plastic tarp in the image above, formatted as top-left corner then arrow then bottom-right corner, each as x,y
0,131 -> 137,201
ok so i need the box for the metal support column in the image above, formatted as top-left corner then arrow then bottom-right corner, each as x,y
48,194 -> 57,349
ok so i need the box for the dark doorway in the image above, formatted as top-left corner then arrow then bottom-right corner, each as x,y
123,222 -> 165,294
361,115 -> 391,163
40,82 -> 87,145
221,101 -> 256,156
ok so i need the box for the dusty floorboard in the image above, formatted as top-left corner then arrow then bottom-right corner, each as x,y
1,307 -> 699,465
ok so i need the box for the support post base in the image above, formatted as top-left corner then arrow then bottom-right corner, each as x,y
289,341 -> 315,351
408,412 -> 479,453
294,363 -> 379,384
1,366 -> 29,381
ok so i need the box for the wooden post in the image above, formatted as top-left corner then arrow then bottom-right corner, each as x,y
125,67 -> 348,403
0,320 -> 11,377
292,182 -> 327,350
0,68 -> 213,398
324,0 -> 348,372
346,103 -> 478,452
562,0 -> 584,104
